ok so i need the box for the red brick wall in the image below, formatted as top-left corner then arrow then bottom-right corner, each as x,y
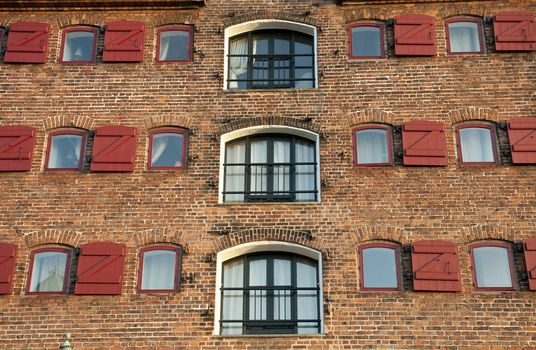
0,0 -> 535,348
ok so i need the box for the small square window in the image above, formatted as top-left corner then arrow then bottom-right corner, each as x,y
60,27 -> 98,63
470,242 -> 516,291
156,26 -> 192,62
456,123 -> 499,165
359,243 -> 401,291
446,17 -> 484,54
138,246 -> 181,293
148,129 -> 187,170
27,248 -> 71,294
349,23 -> 385,58
45,131 -> 86,171
352,125 -> 393,166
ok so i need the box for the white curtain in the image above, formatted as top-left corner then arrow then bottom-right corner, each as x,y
459,128 -> 493,162
473,247 -> 512,287
222,258 -> 244,335
159,30 -> 188,61
249,140 -> 268,195
63,31 -> 94,61
356,129 -> 388,164
295,141 -> 315,201
225,141 -> 246,202
151,133 -> 183,167
30,252 -> 67,292
448,22 -> 481,52
297,259 -> 318,334
141,250 -> 176,290
273,259 -> 292,321
229,37 -> 249,88
48,134 -> 82,169
273,140 -> 290,196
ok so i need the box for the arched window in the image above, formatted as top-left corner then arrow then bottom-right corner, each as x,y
148,128 -> 188,170
45,130 -> 86,171
138,245 -> 181,293
60,27 -> 98,63
348,22 -> 385,58
27,247 -> 72,294
470,242 -> 516,291
358,242 -> 402,291
352,125 -> 393,166
156,26 -> 193,62
455,122 -> 499,165
445,17 -> 484,54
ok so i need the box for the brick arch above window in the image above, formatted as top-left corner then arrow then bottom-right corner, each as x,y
143,115 -> 194,131
216,116 -> 324,136
153,13 -> 197,28
350,225 -> 409,245
133,227 -> 186,248
56,17 -> 104,28
222,11 -> 317,29
21,229 -> 82,248
462,224 -> 517,243
448,107 -> 500,124
344,9 -> 391,23
42,116 -> 95,131
346,109 -> 396,128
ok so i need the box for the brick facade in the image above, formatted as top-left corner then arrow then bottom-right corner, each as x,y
0,0 -> 535,348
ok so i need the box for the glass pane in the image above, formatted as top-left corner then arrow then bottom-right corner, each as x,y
151,133 -> 184,167
229,37 -> 249,89
356,129 -> 388,164
222,258 -> 244,335
473,246 -> 513,288
448,21 -> 481,53
273,57 -> 290,87
297,259 -> 317,288
30,252 -> 68,292
248,258 -> 267,321
295,140 -> 315,201
159,30 -> 189,61
274,38 -> 290,55
362,247 -> 398,288
225,141 -> 246,202
252,36 -> 269,55
295,56 -> 313,67
248,258 -> 267,286
48,134 -> 82,169
297,258 -> 318,331
351,26 -> 381,57
273,140 -> 290,196
63,31 -> 94,62
141,250 -> 176,290
273,259 -> 291,286
250,139 -> 268,195
295,38 -> 313,55
459,127 -> 494,162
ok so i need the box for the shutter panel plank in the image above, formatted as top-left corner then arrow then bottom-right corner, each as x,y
507,118 -> 536,164
0,126 -> 36,171
103,21 -> 145,62
524,238 -> 536,290
74,242 -> 126,295
90,126 -> 137,172
0,243 -> 17,294
494,13 -> 536,51
402,121 -> 448,166
394,14 -> 436,56
412,240 -> 461,292
4,22 -> 50,63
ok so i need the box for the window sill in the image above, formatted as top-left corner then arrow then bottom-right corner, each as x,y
223,87 -> 318,93
212,333 -> 327,339
218,201 -> 320,205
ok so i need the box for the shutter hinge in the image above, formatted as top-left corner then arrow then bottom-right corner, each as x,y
497,122 -> 508,131
75,247 -> 81,256
402,245 -> 412,253
181,272 -> 195,284
386,19 -> 395,27
514,242 -> 525,252
208,229 -> 229,236
202,253 -> 216,263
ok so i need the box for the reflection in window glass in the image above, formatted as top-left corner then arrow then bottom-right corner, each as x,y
473,246 -> 513,288
63,31 -> 95,62
150,132 -> 184,168
351,26 -> 382,57
159,30 -> 190,61
29,251 -> 68,292
362,247 -> 398,288
356,129 -> 389,164
48,134 -> 83,169
141,250 -> 177,290
459,127 -> 494,163
448,21 -> 481,53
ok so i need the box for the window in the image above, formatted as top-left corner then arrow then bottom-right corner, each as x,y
220,252 -> 320,335
455,123 -> 499,165
45,130 -> 85,171
60,27 -> 98,63
27,248 -> 71,294
353,125 -> 392,166
358,243 -> 401,291
156,26 -> 193,62
470,242 -> 516,291
446,17 -> 484,54
223,133 -> 318,202
138,246 -> 181,293
148,128 -> 187,170
348,22 -> 385,58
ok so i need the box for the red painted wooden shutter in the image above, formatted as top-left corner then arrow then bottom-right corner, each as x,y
412,240 -> 461,292
4,22 -> 50,63
90,126 -> 137,172
103,21 -> 145,62
507,118 -> 536,164
394,14 -> 436,56
0,243 -> 17,294
402,121 -> 447,166
74,242 -> 126,295
0,126 -> 36,171
524,238 -> 536,291
494,13 -> 536,51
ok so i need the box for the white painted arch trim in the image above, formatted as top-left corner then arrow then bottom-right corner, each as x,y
213,240 -> 324,335
223,19 -> 319,90
218,125 -> 321,203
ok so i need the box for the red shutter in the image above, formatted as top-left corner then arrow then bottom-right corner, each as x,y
402,121 -> 447,166
507,118 -> 536,164
4,22 -> 50,63
494,13 -> 536,51
0,126 -> 36,171
394,14 -> 436,56
412,240 -> 461,292
103,21 -> 145,62
524,238 -> 536,291
90,126 -> 137,172
74,242 -> 126,295
0,243 -> 17,294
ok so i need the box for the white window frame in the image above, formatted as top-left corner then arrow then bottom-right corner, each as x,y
218,125 -> 321,203
223,19 -> 319,90
213,240 -> 324,335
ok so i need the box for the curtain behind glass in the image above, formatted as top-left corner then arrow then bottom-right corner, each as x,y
63,31 -> 94,61
229,37 -> 249,89
448,22 -> 480,52
249,140 -> 268,196
459,128 -> 493,162
159,30 -> 189,61
48,134 -> 82,169
248,258 -> 267,321
141,250 -> 176,290
30,252 -> 67,292
356,129 -> 388,164
474,247 -> 512,287
297,258 -> 318,334
151,133 -> 183,167
222,258 -> 244,335
295,140 -> 315,201
224,141 -> 246,202
273,140 -> 290,197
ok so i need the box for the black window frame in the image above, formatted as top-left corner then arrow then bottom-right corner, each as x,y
223,134 -> 318,203
227,29 -> 315,89
220,252 -> 321,335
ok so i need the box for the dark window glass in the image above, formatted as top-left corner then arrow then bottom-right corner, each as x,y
62,30 -> 96,62
158,28 -> 191,61
350,25 -> 383,57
